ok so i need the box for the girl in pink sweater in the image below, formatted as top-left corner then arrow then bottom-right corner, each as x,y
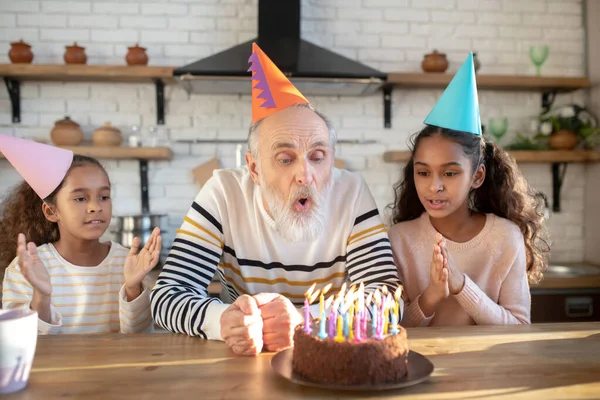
389,55 -> 549,327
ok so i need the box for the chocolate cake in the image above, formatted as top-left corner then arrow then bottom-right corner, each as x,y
292,320 -> 409,385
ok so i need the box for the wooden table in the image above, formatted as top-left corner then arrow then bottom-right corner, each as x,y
6,323 -> 600,400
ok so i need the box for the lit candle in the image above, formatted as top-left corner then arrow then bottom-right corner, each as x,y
372,289 -> 381,337
344,286 -> 355,339
303,283 -> 316,334
374,291 -> 383,340
320,283 -> 332,320
390,286 -> 402,334
383,293 -> 392,335
364,292 -> 373,338
354,305 -> 361,342
335,312 -> 345,342
318,294 -> 334,339
328,296 -> 338,338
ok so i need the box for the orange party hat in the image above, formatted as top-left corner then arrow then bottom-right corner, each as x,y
248,42 -> 308,123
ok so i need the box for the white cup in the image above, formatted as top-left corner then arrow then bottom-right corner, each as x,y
0,308 -> 38,394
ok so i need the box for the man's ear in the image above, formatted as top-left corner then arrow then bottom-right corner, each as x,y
471,163 -> 486,189
42,202 -> 59,223
245,152 -> 260,185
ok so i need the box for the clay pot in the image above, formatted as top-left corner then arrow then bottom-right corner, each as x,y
549,130 -> 579,150
64,42 -> 87,64
125,43 -> 149,66
50,116 -> 83,146
421,50 -> 449,73
93,122 -> 122,147
8,39 -> 34,64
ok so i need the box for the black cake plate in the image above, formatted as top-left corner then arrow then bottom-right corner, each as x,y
270,348 -> 434,391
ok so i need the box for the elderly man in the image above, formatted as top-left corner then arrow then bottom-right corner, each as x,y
151,43 -> 400,355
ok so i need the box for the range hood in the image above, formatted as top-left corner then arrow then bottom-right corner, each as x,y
173,0 -> 387,96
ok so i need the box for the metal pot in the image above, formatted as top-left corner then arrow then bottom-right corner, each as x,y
114,214 -> 166,232
115,230 -> 164,248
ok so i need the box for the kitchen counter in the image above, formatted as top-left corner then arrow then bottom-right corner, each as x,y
531,263 -> 600,290
7,322 -> 600,400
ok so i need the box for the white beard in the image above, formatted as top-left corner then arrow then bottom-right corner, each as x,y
259,174 -> 332,243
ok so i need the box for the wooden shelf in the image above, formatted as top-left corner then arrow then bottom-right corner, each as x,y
0,146 -> 172,160
383,150 -> 600,163
0,64 -> 175,125
386,73 -> 591,92
0,64 -> 176,83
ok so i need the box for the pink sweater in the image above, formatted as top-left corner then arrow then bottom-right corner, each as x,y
389,213 -> 530,327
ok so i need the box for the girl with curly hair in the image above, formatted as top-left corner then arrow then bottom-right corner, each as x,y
0,136 -> 161,334
389,54 -> 549,327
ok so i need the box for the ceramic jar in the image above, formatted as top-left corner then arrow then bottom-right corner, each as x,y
50,116 -> 83,146
421,50 -> 449,73
8,40 -> 33,64
93,122 -> 123,147
125,43 -> 149,66
64,42 -> 87,64
549,130 -> 579,150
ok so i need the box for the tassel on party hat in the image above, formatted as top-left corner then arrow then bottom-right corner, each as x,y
0,134 -> 73,199
424,52 -> 481,135
248,42 -> 309,123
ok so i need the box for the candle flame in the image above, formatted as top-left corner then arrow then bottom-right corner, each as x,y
339,282 -> 347,298
322,283 -> 333,296
365,292 -> 374,307
374,289 -> 382,306
305,282 -> 317,298
309,289 -> 321,304
386,293 -> 393,309
394,286 -> 403,301
325,294 -> 334,310
382,285 -> 388,296
358,282 -> 364,295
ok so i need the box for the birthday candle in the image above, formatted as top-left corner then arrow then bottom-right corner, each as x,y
381,286 -> 389,336
303,283 -> 317,333
335,313 -> 344,342
328,296 -> 338,338
364,292 -> 373,338
390,286 -> 402,334
320,283 -> 332,320
372,289 -> 381,337
318,295 -> 334,339
344,286 -> 355,340
354,306 -> 361,342
383,293 -> 392,335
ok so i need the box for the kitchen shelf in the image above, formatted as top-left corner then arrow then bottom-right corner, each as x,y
381,73 -> 591,128
383,150 -> 600,163
0,64 -> 176,125
0,145 -> 172,160
386,73 -> 591,92
383,149 -> 600,214
1,145 -> 173,214
0,64 -> 175,83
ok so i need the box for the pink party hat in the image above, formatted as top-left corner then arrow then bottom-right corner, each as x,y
0,134 -> 73,199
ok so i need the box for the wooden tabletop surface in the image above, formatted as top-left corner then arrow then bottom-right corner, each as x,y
6,322 -> 600,400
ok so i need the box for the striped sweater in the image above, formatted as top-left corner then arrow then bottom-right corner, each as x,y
150,167 -> 400,340
1,242 -> 152,335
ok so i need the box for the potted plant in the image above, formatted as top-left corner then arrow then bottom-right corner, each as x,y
536,105 -> 600,150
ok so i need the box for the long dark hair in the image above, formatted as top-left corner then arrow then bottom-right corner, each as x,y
0,155 -> 109,270
390,125 -> 549,284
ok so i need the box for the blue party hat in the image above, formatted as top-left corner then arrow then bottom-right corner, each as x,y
423,52 -> 481,135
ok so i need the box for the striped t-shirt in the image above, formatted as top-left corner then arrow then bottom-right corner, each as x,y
150,167 -> 401,340
2,242 -> 152,335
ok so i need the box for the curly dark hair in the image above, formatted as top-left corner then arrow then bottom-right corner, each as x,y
390,125 -> 550,284
0,155 -> 109,273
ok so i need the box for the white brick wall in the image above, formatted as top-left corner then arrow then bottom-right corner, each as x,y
0,0 -> 590,263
